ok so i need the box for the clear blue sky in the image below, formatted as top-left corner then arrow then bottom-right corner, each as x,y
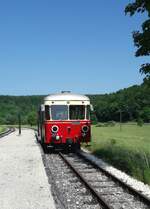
0,0 -> 149,95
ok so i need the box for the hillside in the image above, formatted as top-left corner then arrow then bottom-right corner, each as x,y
0,95 -> 44,125
0,83 -> 149,125
90,83 -> 150,123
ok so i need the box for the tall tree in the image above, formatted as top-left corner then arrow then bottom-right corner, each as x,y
125,0 -> 150,84
27,111 -> 37,127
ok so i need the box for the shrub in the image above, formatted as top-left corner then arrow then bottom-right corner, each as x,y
137,118 -> 143,126
27,111 -> 37,126
96,121 -> 116,127
107,121 -> 116,126
96,123 -> 105,127
110,138 -> 117,146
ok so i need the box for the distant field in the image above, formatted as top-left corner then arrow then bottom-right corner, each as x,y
86,124 -> 150,185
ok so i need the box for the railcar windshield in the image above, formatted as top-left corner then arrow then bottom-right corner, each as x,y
51,105 -> 68,120
69,105 -> 85,120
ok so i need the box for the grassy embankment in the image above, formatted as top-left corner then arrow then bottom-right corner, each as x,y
0,126 -> 6,133
86,123 -> 150,185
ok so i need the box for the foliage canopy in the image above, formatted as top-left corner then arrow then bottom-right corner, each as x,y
125,0 -> 150,84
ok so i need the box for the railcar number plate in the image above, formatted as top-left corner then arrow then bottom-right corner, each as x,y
71,121 -> 80,124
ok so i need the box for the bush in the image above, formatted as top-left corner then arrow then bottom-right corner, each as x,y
91,120 -> 98,125
91,113 -> 98,125
107,121 -> 116,127
96,123 -> 104,127
137,118 -> 143,126
110,138 -> 117,146
96,121 -> 116,127
27,112 -> 37,126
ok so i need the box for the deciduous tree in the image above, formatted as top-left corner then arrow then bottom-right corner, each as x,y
125,0 -> 150,84
27,111 -> 37,126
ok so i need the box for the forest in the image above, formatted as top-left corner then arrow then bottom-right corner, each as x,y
0,82 -> 149,125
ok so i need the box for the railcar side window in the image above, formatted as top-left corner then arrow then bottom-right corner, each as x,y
45,105 -> 50,120
86,105 -> 90,120
69,105 -> 85,120
51,105 -> 68,120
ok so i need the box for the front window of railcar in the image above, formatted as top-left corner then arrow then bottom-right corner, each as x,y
69,105 -> 85,120
51,105 -> 68,120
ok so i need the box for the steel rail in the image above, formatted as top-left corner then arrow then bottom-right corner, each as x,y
78,150 -> 150,206
59,152 -> 114,209
0,127 -> 15,138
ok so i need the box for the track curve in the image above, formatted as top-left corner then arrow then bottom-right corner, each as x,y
0,127 -> 15,138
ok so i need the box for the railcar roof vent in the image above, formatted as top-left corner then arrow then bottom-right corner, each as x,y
61,91 -> 71,93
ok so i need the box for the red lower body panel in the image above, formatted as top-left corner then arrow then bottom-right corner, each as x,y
44,120 -> 91,145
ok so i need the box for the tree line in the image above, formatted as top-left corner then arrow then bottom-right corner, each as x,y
0,95 -> 43,126
90,83 -> 150,123
0,83 -> 149,125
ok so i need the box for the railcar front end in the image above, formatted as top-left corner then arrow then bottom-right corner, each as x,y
38,92 -> 92,151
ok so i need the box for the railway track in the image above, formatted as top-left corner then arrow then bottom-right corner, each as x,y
78,150 -> 150,206
43,150 -> 150,209
0,127 -> 15,138
60,152 -> 150,209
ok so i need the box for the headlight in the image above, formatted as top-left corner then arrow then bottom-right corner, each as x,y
51,125 -> 59,133
55,135 -> 60,140
82,125 -> 89,133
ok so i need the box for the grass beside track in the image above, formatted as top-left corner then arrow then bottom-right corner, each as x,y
85,124 -> 150,185
0,126 -> 6,133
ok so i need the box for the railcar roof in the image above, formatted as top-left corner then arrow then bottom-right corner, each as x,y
44,92 -> 90,101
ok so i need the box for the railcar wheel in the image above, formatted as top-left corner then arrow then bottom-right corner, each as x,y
76,143 -> 80,150
72,143 -> 81,152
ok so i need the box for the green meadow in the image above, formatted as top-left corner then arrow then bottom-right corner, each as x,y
86,123 -> 150,185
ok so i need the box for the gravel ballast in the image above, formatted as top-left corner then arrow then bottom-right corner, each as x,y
0,129 -> 56,209
44,153 -> 101,209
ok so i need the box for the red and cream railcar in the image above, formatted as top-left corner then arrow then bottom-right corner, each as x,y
37,91 -> 91,150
